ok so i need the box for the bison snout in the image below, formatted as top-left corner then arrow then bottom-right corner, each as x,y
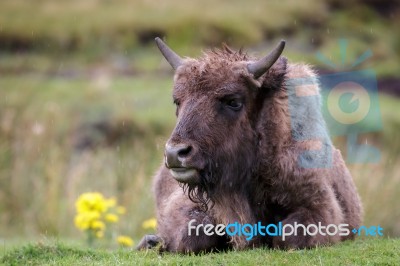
165,143 -> 193,167
165,142 -> 199,184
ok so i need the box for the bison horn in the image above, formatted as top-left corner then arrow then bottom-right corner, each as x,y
247,40 -> 286,79
155,37 -> 183,70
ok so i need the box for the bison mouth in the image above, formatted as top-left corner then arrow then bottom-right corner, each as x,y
169,167 -> 199,184
173,164 -> 215,211
166,163 -> 214,210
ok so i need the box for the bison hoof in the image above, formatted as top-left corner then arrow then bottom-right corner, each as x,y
136,234 -> 163,250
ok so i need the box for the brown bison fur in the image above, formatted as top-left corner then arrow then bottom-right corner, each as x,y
137,43 -> 363,253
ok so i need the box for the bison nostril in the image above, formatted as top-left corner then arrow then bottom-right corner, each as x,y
165,143 -> 194,168
177,145 -> 192,158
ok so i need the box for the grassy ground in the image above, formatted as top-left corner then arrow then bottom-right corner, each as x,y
1,238 -> 399,265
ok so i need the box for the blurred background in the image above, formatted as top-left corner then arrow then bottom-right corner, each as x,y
0,0 -> 399,243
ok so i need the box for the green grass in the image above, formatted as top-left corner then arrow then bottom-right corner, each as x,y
1,238 -> 399,265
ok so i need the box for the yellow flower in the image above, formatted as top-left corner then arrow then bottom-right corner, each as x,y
117,235 -> 134,247
142,218 -> 157,230
74,214 -> 89,230
74,211 -> 101,231
105,213 -> 119,223
75,192 -> 108,214
90,220 -> 105,231
117,206 -> 126,215
74,192 -> 131,247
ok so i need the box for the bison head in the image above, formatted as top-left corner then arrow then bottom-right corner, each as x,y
155,37 -> 286,208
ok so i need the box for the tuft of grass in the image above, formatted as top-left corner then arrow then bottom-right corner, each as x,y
1,243 -> 102,266
1,238 -> 400,265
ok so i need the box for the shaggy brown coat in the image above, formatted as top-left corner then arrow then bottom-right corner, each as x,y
138,45 -> 362,253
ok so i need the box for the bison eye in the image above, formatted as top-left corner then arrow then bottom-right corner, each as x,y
173,99 -> 180,106
225,98 -> 243,111
173,99 -> 180,116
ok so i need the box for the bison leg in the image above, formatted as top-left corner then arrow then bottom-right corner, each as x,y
157,202 -> 229,253
136,234 -> 163,250
137,206 -> 228,254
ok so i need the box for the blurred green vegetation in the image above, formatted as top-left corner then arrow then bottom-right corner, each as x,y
0,0 -> 399,244
0,75 -> 399,242
0,75 -> 175,240
0,0 -> 399,77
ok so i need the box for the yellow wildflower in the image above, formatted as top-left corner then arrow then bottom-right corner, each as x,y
117,236 -> 134,247
91,220 -> 105,231
74,192 -> 130,246
105,213 -> 119,223
74,214 -> 89,230
75,192 -> 108,214
74,211 -> 100,231
142,218 -> 157,230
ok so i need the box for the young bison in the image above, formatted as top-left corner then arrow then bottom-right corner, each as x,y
137,38 -> 362,253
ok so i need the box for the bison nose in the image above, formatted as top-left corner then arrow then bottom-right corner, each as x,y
165,143 -> 193,168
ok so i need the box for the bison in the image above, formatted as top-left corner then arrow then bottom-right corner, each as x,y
137,37 -> 362,253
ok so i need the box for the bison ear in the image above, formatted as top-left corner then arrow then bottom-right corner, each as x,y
155,37 -> 183,70
247,40 -> 285,79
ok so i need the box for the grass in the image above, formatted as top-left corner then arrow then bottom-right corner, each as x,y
1,238 -> 399,265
